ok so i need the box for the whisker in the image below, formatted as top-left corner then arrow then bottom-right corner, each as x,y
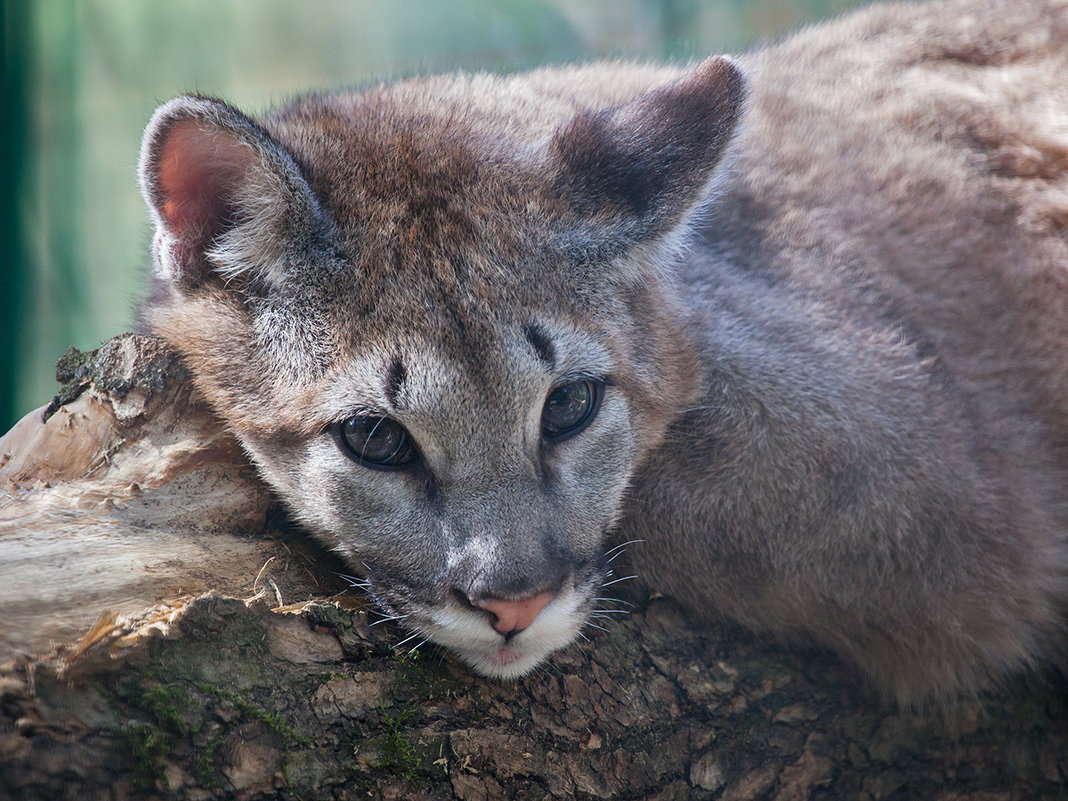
393,630 -> 424,649
583,621 -> 610,633
537,659 -> 563,679
601,574 -> 638,587
589,597 -> 633,606
369,612 -> 410,627
604,538 -> 644,557
677,404 -> 726,414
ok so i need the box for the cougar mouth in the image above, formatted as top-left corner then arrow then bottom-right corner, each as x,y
358,562 -> 608,677
430,585 -> 590,678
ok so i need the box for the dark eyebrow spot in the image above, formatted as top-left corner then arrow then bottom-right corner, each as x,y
386,358 -> 407,408
523,324 -> 556,369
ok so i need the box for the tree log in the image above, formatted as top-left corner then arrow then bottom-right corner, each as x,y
1,338 -> 1065,800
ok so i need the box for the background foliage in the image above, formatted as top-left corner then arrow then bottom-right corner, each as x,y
2,0 -> 863,431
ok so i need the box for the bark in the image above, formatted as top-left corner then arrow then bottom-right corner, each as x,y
0,335 -> 1065,801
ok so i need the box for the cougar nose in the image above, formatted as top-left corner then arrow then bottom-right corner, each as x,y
473,591 -> 555,637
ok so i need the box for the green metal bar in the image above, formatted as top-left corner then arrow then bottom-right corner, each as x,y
0,0 -> 29,432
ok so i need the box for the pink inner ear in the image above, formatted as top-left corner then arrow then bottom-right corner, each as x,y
155,118 -> 257,239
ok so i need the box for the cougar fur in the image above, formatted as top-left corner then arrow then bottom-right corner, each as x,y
138,0 -> 1068,703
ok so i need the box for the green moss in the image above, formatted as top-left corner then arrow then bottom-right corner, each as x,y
112,680 -> 211,792
141,683 -> 201,736
53,344 -> 91,384
379,708 -> 421,780
115,672 -> 311,791
192,732 -> 226,787
120,723 -> 174,792
197,682 -> 313,747
372,707 -> 449,785
43,345 -> 91,420
392,642 -> 466,704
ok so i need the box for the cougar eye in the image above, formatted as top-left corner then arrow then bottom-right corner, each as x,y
541,379 -> 603,441
337,415 -> 415,468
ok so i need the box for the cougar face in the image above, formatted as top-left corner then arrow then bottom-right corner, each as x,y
246,316 -> 641,677
139,60 -> 741,675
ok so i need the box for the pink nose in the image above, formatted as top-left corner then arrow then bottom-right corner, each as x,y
474,591 -> 555,635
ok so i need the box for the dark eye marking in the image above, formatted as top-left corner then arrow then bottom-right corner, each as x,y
385,357 -> 407,409
523,324 -> 556,369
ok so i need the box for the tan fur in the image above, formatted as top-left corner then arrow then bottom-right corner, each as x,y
139,0 -> 1067,703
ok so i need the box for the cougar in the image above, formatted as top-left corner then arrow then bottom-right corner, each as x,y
137,0 -> 1068,703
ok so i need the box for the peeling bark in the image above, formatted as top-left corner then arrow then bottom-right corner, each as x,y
0,337 -> 1065,801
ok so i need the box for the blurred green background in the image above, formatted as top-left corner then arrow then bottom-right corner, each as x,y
1,0 -> 864,432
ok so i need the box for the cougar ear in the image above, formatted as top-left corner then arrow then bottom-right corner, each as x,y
550,56 -> 746,256
139,95 -> 326,293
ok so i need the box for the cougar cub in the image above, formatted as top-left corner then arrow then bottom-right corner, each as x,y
138,0 -> 1067,702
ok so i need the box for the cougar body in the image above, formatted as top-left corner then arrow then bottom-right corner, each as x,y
139,0 -> 1068,702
